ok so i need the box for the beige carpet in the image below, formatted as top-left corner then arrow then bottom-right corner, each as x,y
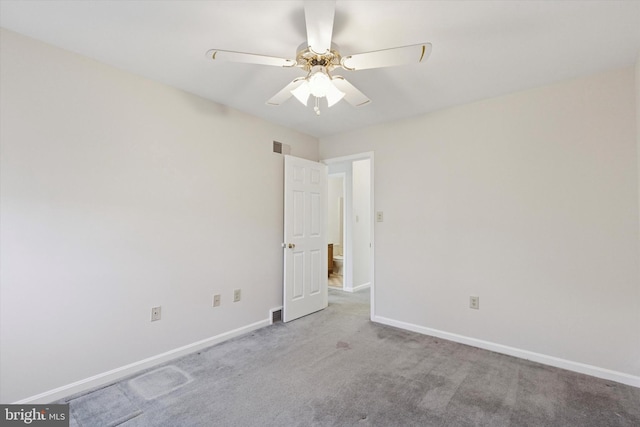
60,289 -> 640,426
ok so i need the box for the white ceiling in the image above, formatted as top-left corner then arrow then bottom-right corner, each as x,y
1,1 -> 639,138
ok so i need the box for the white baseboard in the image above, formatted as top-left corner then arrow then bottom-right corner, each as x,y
373,315 -> 640,389
15,316 -> 273,404
343,282 -> 370,293
20,310 -> 637,404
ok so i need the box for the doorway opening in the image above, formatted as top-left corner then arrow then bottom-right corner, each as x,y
328,173 -> 345,289
323,152 -> 375,319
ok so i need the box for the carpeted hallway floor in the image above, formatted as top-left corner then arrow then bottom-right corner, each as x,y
61,289 -> 640,426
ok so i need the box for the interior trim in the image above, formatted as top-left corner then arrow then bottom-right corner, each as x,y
373,315 -> 640,389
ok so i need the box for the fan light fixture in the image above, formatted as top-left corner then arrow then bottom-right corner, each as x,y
207,1 -> 432,116
308,70 -> 330,96
290,66 -> 345,114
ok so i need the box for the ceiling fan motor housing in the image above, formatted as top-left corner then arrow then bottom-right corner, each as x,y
295,42 -> 341,73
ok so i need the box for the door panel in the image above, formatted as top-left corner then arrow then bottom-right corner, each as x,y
293,251 -> 305,299
283,155 -> 328,322
293,190 -> 305,237
310,249 -> 321,294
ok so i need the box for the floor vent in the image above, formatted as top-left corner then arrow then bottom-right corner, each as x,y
272,309 -> 282,323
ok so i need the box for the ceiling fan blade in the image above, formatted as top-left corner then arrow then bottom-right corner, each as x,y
206,49 -> 296,67
266,78 -> 307,106
304,0 -> 335,54
341,43 -> 432,71
331,76 -> 371,107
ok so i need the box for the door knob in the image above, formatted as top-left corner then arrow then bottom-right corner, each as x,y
288,243 -> 296,249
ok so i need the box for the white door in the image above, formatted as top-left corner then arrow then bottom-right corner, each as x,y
283,155 -> 328,322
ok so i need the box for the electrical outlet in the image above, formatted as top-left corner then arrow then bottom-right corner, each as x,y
233,289 -> 241,302
376,211 -> 384,222
469,296 -> 479,310
213,294 -> 221,307
151,306 -> 162,321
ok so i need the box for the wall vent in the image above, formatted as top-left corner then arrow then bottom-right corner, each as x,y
273,141 -> 291,155
273,141 -> 282,154
271,309 -> 282,323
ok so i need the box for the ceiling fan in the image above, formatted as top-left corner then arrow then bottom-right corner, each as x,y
206,0 -> 432,115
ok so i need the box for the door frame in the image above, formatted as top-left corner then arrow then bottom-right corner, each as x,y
327,172 -> 347,291
322,152 -> 375,321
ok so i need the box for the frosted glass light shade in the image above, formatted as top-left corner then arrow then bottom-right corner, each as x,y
308,71 -> 331,97
325,83 -> 345,107
291,82 -> 311,105
291,68 -> 345,109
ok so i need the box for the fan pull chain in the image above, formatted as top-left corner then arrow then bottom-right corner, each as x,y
314,97 -> 321,115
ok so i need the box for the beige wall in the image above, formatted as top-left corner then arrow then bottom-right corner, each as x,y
636,53 -> 640,377
320,67 -> 640,384
0,29 -> 318,403
327,176 -> 344,249
352,159 -> 371,289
